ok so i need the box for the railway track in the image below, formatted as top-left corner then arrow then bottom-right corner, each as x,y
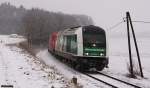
83,71 -> 141,88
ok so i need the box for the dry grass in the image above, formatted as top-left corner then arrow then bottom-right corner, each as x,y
18,41 -> 36,56
126,59 -> 141,78
18,41 -> 43,56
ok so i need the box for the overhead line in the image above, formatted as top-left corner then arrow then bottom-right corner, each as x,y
108,20 -> 150,31
132,20 -> 150,23
108,21 -> 124,31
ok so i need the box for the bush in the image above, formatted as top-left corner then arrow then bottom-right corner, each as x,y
126,59 -> 141,78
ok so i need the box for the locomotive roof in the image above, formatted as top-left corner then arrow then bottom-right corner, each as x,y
62,25 -> 105,34
83,25 -> 105,31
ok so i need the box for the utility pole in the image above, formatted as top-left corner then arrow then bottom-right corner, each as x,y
126,12 -> 144,78
126,12 -> 135,78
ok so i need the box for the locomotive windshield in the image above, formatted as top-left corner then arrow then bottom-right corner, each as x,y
83,26 -> 106,56
83,33 -> 105,45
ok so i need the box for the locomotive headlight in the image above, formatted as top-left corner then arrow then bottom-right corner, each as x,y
92,43 -> 96,47
85,53 -> 89,56
100,53 -> 104,56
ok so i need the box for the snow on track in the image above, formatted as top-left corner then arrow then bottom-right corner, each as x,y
36,37 -> 150,88
89,74 -> 134,88
37,50 -> 110,88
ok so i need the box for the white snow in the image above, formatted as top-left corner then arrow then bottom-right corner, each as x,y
108,37 -> 150,88
0,34 -> 150,88
37,37 -> 150,88
0,35 -> 69,88
37,50 -> 107,88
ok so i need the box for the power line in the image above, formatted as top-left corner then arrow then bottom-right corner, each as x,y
108,19 -> 150,31
132,20 -> 150,23
123,18 -> 150,23
108,21 -> 124,31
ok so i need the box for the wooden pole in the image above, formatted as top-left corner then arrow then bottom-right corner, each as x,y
126,12 -> 134,77
127,12 -> 144,77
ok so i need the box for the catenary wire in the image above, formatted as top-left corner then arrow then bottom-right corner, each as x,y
108,19 -> 150,31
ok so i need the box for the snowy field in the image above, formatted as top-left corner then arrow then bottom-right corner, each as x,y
108,37 -> 150,87
0,35 -> 150,88
0,35 -> 70,88
109,37 -> 150,74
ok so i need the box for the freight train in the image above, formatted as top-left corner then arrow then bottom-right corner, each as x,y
48,25 -> 109,71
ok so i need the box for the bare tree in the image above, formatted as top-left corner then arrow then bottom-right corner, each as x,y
23,8 -> 94,47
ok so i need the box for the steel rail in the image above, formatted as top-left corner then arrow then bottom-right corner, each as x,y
83,73 -> 118,88
96,71 -> 141,88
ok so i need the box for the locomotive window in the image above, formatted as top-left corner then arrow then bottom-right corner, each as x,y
66,35 -> 77,54
84,33 -> 106,44
83,26 -> 106,44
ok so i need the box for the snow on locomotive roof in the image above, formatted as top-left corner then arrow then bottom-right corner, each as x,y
64,25 -> 103,31
62,26 -> 82,34
83,25 -> 105,31
60,25 -> 105,35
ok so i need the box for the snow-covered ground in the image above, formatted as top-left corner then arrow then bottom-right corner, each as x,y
108,37 -> 150,88
37,50 -> 111,88
0,35 -> 70,88
109,37 -> 150,75
37,37 -> 150,88
0,35 -> 150,88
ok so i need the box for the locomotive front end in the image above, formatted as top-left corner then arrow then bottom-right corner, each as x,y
78,25 -> 108,71
82,26 -> 106,57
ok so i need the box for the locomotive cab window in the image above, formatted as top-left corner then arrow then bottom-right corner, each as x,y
66,35 -> 77,54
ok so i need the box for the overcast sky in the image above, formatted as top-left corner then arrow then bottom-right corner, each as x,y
0,0 -> 150,30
